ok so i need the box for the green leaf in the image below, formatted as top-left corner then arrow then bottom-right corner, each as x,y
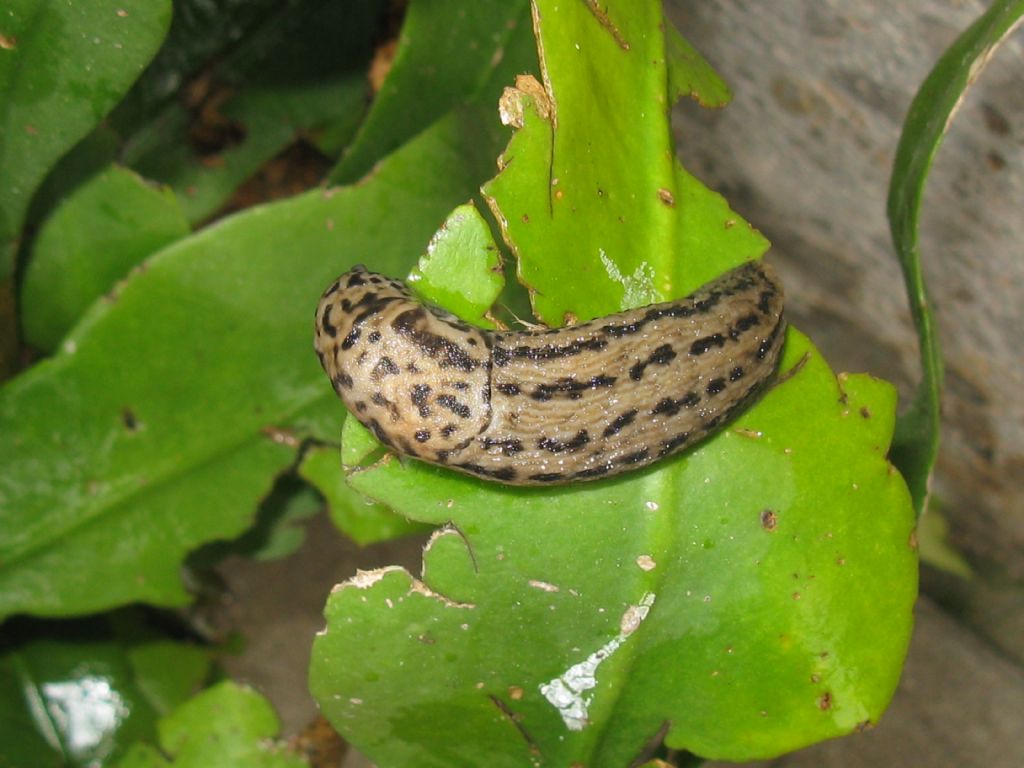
0,615 -> 211,768
665,22 -> 732,108
311,333 -> 917,766
886,0 -> 1024,516
309,2 -> 917,764
0,106 -> 512,620
406,203 -> 506,328
299,446 -> 427,547
20,165 -> 190,352
330,0 -> 533,184
483,5 -> 767,325
114,681 -> 308,768
0,0 -> 172,277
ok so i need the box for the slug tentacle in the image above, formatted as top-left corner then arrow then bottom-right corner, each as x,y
315,260 -> 785,485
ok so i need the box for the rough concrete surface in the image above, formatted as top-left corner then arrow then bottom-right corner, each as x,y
218,2 -> 1024,765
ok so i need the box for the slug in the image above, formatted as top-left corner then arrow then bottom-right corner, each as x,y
314,260 -> 785,486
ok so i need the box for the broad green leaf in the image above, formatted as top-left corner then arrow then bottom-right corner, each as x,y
114,681 -> 308,768
0,0 -> 171,277
0,615 -> 210,768
21,165 -> 190,352
887,0 -> 1024,516
311,332 -> 917,766
310,1 -> 916,764
330,0 -> 532,184
0,106 -> 512,620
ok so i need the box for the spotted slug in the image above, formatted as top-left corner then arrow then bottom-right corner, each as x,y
314,261 -> 785,486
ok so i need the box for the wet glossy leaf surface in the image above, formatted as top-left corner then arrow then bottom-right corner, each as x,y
0,615 -> 210,768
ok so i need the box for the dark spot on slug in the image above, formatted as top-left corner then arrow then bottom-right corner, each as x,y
690,333 -> 725,355
730,313 -> 760,338
603,408 -> 638,437
538,430 -> 590,453
414,430 -> 431,443
573,464 -> 611,479
496,382 -> 521,397
320,304 -> 337,337
729,366 -> 744,381
651,397 -> 680,417
391,307 -> 481,372
371,356 -> 400,379
410,384 -> 432,417
706,378 -> 727,395
650,391 -> 701,417
529,472 -> 565,483
618,447 -> 650,465
341,327 -> 360,350
649,344 -> 677,365
440,424 -> 458,438
493,336 -> 608,366
530,375 -> 616,401
630,344 -> 677,380
459,463 -> 518,481
437,394 -> 471,419
368,330 -> 382,343
481,437 -> 525,456
659,431 -> 691,457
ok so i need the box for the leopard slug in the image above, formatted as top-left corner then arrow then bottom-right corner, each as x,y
314,261 -> 785,486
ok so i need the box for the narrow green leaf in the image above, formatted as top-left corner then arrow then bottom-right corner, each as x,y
329,0 -> 532,184
886,0 -> 1024,516
21,165 -> 190,352
0,0 -> 172,277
